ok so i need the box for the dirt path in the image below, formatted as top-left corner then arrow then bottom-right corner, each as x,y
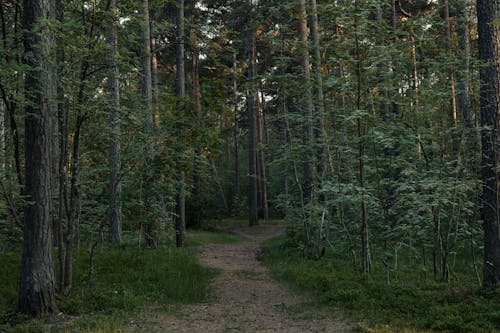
133,225 -> 353,333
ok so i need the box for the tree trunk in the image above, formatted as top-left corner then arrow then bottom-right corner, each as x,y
256,102 -> 269,220
193,26 -> 202,216
108,0 -> 122,244
233,52 -> 241,212
175,0 -> 186,245
55,0 -> 67,289
19,0 -> 58,315
457,6 -> 472,127
63,107 -> 84,296
151,22 -> 160,126
298,0 -> 314,203
247,0 -> 258,227
477,0 -> 500,287
354,0 -> 370,274
141,0 -> 157,248
442,0 -> 458,125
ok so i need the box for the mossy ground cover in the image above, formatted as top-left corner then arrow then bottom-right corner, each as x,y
0,228 -> 239,332
263,236 -> 500,333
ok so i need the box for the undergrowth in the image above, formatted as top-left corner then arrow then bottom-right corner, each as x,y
263,236 -> 500,333
0,228 -> 237,332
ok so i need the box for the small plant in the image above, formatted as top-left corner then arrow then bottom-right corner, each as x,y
263,236 -> 500,332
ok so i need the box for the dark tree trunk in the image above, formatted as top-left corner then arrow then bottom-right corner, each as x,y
247,0 -> 258,226
19,0 -> 58,315
477,0 -> 500,287
233,52 -> 241,212
151,23 -> 160,126
54,0 -> 66,288
175,0 -> 186,245
192,26 -> 202,219
108,0 -> 122,244
298,0 -> 314,203
457,6 -> 472,127
256,102 -> 268,220
142,0 -> 156,248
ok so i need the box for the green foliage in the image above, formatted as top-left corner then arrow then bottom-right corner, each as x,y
0,251 -> 20,324
61,246 -> 215,314
0,242 -> 216,328
263,236 -> 500,332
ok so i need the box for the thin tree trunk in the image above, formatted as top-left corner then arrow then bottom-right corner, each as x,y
19,0 -> 58,315
210,159 -> 228,212
193,27 -> 202,204
457,7 -> 472,127
0,1 -> 22,189
62,61 -> 89,296
108,0 -> 122,243
63,107 -> 84,296
310,0 -> 331,181
175,0 -> 186,245
354,0 -> 370,274
298,0 -> 314,203
233,52 -> 241,212
247,0 -> 258,226
142,0 -> 156,248
442,0 -> 458,126
256,88 -> 268,219
151,22 -> 159,126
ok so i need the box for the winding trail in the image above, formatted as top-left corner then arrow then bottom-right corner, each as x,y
132,224 -> 353,333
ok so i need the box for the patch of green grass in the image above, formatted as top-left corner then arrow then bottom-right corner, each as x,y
62,246 -> 216,314
263,236 -> 500,333
186,229 -> 242,246
202,218 -> 284,229
0,243 -> 216,331
233,270 -> 263,280
0,251 -> 21,323
1,314 -> 128,333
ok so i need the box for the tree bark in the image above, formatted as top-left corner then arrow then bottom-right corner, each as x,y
108,0 -> 122,243
298,0 -> 314,203
247,0 -> 258,226
354,0 -> 370,274
175,0 -> 186,245
457,5 -> 472,127
142,0 -> 157,248
477,0 -> 500,287
19,0 -> 58,315
233,52 -> 241,212
442,0 -> 458,125
193,26 -> 202,210
151,22 -> 160,126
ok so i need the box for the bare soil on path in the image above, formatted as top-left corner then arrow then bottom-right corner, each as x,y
132,224 -> 353,333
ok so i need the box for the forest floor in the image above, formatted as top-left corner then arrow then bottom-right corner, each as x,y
129,224 -> 354,333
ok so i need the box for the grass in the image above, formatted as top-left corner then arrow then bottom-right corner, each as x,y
185,229 -> 242,247
263,236 -> 500,333
200,218 -> 284,230
233,269 -> 264,280
0,227 -> 242,332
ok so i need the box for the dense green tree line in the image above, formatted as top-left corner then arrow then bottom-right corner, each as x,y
0,0 -> 498,319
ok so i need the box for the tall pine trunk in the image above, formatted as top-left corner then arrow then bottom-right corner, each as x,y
19,0 -> 58,315
108,0 -> 122,244
247,0 -> 258,226
298,0 -> 314,203
141,0 -> 157,247
477,0 -> 500,287
175,0 -> 186,245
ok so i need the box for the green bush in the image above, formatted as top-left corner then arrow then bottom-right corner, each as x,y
263,236 -> 500,333
0,243 -> 216,325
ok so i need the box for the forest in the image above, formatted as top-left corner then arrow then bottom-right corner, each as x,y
0,0 -> 499,331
